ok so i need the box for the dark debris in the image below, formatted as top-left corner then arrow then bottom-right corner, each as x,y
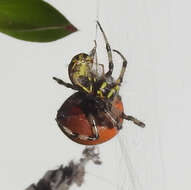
25,146 -> 101,190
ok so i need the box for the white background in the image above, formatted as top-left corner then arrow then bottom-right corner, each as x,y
0,0 -> 190,190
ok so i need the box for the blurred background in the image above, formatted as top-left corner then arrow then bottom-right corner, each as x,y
0,0 -> 190,189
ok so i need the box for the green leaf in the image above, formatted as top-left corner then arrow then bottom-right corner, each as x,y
0,0 -> 77,42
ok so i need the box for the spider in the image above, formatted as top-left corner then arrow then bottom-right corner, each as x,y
53,21 -> 145,144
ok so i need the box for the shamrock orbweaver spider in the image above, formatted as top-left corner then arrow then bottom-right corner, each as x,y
53,21 -> 145,145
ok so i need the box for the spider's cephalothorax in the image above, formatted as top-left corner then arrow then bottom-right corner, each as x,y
68,53 -> 94,94
53,21 -> 145,144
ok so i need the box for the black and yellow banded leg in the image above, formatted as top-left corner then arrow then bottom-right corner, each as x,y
113,49 -> 128,84
104,110 -> 123,130
58,114 -> 99,141
122,113 -> 145,128
53,77 -> 79,90
96,21 -> 113,76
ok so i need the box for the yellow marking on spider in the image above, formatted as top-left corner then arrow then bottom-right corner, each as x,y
73,66 -> 93,94
97,82 -> 107,98
72,58 -> 78,63
93,77 -> 97,82
75,78 -> 93,93
100,82 -> 107,89
97,90 -> 104,98
79,54 -> 84,60
86,56 -> 92,62
107,85 -> 120,98
71,59 -> 78,69
81,84 -> 93,93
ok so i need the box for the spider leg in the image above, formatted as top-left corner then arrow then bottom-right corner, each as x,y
98,64 -> 105,77
113,49 -> 128,84
53,77 -> 78,90
96,21 -> 113,76
104,109 -> 123,130
89,40 -> 99,76
87,113 -> 99,141
94,44 -> 99,75
57,114 -> 99,141
89,40 -> 97,58
122,112 -> 145,128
